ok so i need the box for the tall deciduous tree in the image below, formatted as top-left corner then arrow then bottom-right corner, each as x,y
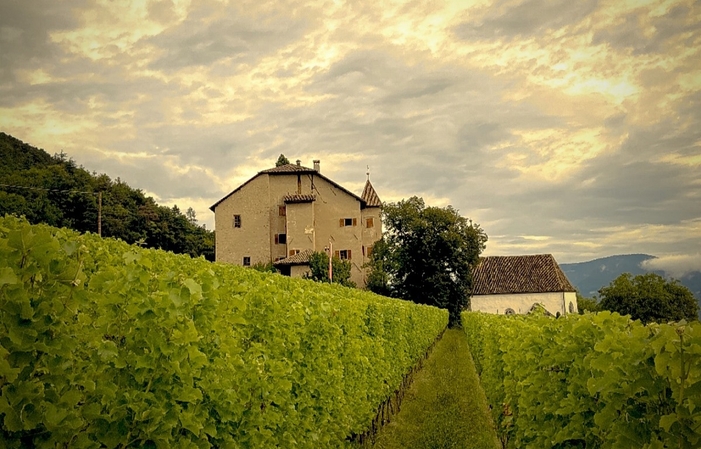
367,196 -> 487,326
598,273 -> 698,323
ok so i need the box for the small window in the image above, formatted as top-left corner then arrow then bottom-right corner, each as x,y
366,217 -> 374,228
289,249 -> 300,256
339,218 -> 357,227
366,245 -> 373,258
243,256 -> 251,266
233,214 -> 241,228
279,206 -> 286,216
336,249 -> 352,260
275,234 -> 287,244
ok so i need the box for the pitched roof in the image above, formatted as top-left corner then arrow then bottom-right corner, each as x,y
361,180 -> 382,207
273,249 -> 314,266
283,194 -> 316,203
210,163 -> 375,211
472,254 -> 576,295
261,163 -> 316,174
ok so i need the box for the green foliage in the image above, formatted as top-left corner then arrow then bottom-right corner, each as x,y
577,292 -> 601,314
364,239 -> 393,297
372,329 -> 500,449
251,261 -> 278,273
599,272 -> 698,324
462,311 -> 701,448
0,132 -> 214,260
367,197 -> 487,327
306,251 -> 356,288
0,216 -> 448,447
275,154 -> 291,166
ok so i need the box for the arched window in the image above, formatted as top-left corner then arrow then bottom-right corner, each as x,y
505,308 -> 515,315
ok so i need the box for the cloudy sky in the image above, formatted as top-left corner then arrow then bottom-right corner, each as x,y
1,0 -> 700,270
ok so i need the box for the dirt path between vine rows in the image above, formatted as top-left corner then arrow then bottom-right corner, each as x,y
370,329 -> 500,449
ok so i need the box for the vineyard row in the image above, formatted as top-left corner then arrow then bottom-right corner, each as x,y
0,216 -> 448,448
462,310 -> 701,448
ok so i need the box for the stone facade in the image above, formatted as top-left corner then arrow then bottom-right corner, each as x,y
210,161 -> 382,287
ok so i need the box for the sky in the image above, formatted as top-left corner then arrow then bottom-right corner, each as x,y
1,0 -> 700,271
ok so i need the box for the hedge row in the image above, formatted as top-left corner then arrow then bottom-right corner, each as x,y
0,216 -> 448,448
462,310 -> 701,449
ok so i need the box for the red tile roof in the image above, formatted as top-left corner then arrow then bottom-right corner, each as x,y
260,163 -> 316,174
361,180 -> 382,207
283,194 -> 316,203
273,249 -> 314,266
472,254 -> 576,295
210,163 -> 377,211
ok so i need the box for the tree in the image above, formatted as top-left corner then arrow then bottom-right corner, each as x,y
305,251 -> 356,287
0,133 -> 215,260
598,273 -> 698,324
576,292 -> 601,314
186,207 -> 197,224
366,196 -> 487,326
276,154 -> 290,167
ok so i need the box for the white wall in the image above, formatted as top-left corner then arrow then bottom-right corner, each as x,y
471,291 -> 577,316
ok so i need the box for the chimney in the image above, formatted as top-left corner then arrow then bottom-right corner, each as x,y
296,159 -> 301,166
313,160 -> 320,172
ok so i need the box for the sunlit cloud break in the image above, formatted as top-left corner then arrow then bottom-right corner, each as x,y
0,0 -> 699,264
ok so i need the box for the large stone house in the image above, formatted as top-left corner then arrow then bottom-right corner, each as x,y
470,254 -> 578,316
209,160 -> 382,287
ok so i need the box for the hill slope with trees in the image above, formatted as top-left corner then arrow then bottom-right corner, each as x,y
0,132 -> 213,259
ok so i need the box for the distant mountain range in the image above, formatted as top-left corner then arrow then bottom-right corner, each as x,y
561,254 -> 701,309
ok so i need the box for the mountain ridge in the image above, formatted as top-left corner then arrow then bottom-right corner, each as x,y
560,254 -> 701,314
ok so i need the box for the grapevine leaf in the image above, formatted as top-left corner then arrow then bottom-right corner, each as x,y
0,267 -> 17,286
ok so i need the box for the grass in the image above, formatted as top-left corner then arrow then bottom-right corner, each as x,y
370,329 -> 500,449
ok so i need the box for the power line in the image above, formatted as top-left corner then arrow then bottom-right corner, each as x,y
0,183 -> 103,236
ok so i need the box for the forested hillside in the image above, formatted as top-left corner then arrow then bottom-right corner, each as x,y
0,132 -> 213,259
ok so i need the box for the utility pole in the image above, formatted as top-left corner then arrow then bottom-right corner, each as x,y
328,241 -> 333,282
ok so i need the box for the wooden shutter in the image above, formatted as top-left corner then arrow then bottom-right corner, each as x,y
352,218 -> 357,226
290,250 -> 295,256
334,250 -> 340,259
347,249 -> 352,260
275,234 -> 279,244
339,218 -> 344,227
367,217 -> 374,228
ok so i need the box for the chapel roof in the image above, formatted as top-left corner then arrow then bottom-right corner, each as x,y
472,254 -> 576,295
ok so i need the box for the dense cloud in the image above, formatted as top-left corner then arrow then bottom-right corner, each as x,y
454,0 -> 599,39
1,0 -> 699,264
592,3 -> 701,54
146,8 -> 308,71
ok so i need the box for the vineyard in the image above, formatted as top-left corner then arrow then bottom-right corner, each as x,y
0,216 -> 448,448
462,310 -> 701,448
